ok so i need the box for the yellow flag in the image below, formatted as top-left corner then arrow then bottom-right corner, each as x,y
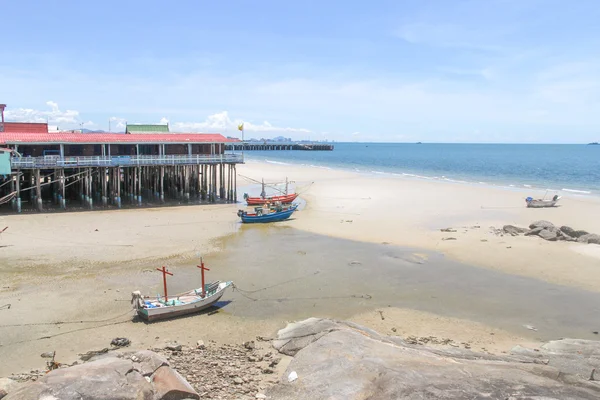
237,123 -> 244,131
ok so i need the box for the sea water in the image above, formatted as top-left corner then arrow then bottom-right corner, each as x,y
243,143 -> 600,195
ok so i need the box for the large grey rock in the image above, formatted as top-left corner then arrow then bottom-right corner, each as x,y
529,220 -> 555,230
577,234 -> 600,245
560,226 -> 576,236
539,229 -> 558,241
0,378 -> 18,400
4,351 -> 198,400
572,230 -> 590,238
267,318 -> 600,400
525,227 -> 544,236
557,229 -> 576,241
503,225 -> 529,236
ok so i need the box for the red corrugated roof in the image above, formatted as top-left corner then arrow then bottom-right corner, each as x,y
3,122 -> 48,133
0,132 -> 234,144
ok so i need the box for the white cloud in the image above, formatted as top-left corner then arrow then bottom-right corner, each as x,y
4,101 -> 79,124
170,111 -> 311,135
159,117 -> 169,124
81,120 -> 95,128
109,116 -> 127,130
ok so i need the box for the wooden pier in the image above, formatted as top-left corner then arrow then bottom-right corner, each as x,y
0,133 -> 242,213
226,142 -> 333,151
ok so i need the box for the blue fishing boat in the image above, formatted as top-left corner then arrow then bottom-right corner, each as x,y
238,204 -> 298,223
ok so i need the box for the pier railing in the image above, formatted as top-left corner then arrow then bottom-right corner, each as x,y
10,154 -> 244,169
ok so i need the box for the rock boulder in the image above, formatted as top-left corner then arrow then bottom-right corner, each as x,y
524,227 -> 544,236
538,229 -> 558,241
0,378 -> 18,400
502,225 -> 529,236
4,351 -> 198,400
572,230 -> 590,238
577,234 -> 600,245
529,220 -> 555,230
267,318 -> 600,400
560,226 -> 576,236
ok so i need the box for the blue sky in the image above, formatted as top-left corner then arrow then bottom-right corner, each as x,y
2,0 -> 599,143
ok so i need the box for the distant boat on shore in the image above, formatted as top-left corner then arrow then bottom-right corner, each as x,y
526,195 -> 561,208
588,142 -> 599,145
243,177 -> 298,205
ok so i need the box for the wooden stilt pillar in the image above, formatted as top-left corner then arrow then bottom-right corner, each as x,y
117,168 -> 122,208
160,166 -> 165,202
102,167 -> 108,206
59,169 -> 66,209
15,169 -> 21,213
88,168 -> 93,210
35,169 -> 42,211
137,167 -> 142,205
233,164 -> 237,203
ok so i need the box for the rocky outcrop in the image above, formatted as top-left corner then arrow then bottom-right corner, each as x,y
0,378 -> 18,400
502,225 -> 529,236
499,221 -> 600,245
578,233 -> 600,244
267,318 -> 600,400
539,229 -> 558,241
4,351 -> 198,400
154,340 -> 281,399
529,220 -> 555,230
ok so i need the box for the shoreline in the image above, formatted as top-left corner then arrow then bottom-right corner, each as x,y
244,156 -> 600,199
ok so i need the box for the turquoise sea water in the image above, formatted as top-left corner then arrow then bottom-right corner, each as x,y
244,143 -> 600,196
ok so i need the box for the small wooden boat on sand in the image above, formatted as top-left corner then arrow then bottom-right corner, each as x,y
526,195 -> 561,208
238,204 -> 298,223
132,261 -> 231,322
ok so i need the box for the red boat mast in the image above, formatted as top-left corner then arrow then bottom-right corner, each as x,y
197,259 -> 210,297
156,266 -> 173,302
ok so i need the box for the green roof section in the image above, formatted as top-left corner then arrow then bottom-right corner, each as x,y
126,124 -> 169,133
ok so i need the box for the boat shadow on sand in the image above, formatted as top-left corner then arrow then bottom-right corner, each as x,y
131,300 -> 232,325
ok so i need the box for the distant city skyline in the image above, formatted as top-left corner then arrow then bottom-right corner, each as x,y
1,0 -> 599,143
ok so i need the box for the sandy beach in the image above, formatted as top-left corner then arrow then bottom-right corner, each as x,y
1,160 -> 599,377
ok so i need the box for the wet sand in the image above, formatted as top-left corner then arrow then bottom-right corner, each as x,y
2,227 -> 599,376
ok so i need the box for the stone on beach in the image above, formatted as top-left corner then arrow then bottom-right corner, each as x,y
267,318 -> 600,400
3,351 -> 198,400
502,225 -> 529,236
577,233 -> 600,244
559,225 -> 577,237
0,379 -> 18,400
524,227 -> 544,236
529,220 -> 555,230
538,229 -> 558,241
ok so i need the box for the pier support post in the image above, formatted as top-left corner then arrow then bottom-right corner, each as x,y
234,164 -> 237,202
61,169 -> 66,209
35,169 -> 42,211
102,167 -> 108,206
137,167 -> 142,206
15,169 -> 21,213
160,166 -> 165,203
116,168 -> 122,208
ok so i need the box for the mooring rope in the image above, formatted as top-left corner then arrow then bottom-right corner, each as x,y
0,309 -> 134,328
230,270 -> 372,302
232,286 -> 372,302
